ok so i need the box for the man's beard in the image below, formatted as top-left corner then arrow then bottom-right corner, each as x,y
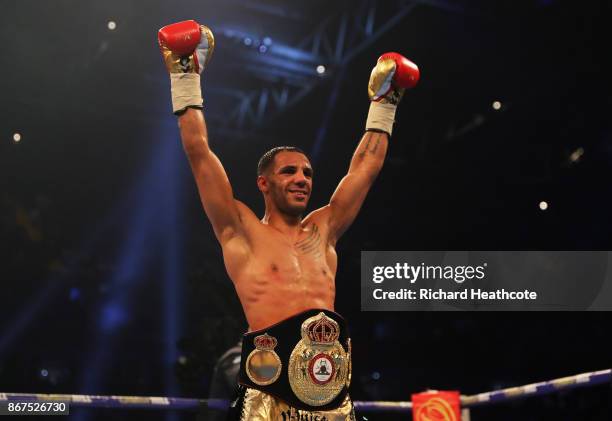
280,201 -> 306,217
278,196 -> 307,217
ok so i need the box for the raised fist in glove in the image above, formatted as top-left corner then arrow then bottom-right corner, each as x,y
366,52 -> 419,135
158,20 -> 215,113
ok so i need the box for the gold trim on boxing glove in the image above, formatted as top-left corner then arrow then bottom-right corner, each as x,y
198,25 -> 215,69
368,58 -> 405,105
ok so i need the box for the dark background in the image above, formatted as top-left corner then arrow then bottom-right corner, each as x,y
1,0 -> 611,420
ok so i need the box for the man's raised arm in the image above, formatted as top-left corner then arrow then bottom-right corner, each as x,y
159,21 -> 242,243
328,53 -> 420,241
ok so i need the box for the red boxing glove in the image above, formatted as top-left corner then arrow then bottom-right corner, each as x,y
378,52 -> 420,89
158,20 -> 214,74
159,20 -> 201,56
366,52 -> 419,135
368,52 -> 419,104
158,20 -> 215,114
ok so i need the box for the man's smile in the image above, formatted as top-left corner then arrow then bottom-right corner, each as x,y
288,189 -> 308,199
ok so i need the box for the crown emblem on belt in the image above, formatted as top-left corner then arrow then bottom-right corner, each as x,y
254,333 -> 278,350
301,312 -> 340,345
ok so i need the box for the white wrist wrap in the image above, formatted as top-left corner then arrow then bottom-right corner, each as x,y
170,73 -> 203,113
365,101 -> 397,136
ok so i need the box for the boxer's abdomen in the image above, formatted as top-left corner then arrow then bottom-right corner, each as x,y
232,238 -> 337,331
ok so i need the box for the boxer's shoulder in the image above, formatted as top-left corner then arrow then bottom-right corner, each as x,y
303,205 -> 331,227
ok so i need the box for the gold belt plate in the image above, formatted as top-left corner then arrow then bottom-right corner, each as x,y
288,312 -> 349,406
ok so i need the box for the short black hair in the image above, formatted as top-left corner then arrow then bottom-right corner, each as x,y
257,146 -> 308,176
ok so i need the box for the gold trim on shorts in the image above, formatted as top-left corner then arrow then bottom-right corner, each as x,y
240,387 -> 355,421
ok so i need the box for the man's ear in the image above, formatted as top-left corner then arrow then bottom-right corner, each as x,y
257,175 -> 268,193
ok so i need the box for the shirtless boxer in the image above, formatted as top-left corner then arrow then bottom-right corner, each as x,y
159,20 -> 419,421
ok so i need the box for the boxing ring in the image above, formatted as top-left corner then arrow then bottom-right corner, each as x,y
1,368 -> 609,416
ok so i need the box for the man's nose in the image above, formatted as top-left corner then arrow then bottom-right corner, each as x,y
294,172 -> 308,185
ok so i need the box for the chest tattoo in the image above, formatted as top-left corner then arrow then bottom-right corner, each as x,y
295,224 -> 322,258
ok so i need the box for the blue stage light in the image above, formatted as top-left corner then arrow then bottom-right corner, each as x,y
99,302 -> 127,332
69,288 -> 81,301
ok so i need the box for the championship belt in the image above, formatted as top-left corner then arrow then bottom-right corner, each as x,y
288,312 -> 348,406
238,309 -> 351,411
